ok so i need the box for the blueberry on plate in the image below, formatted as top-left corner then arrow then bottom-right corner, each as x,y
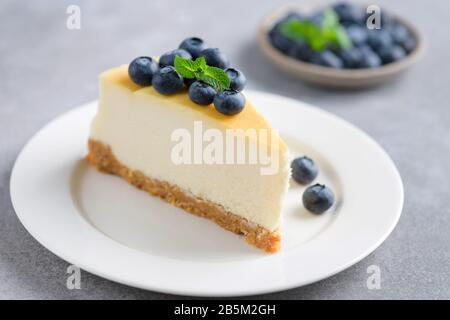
367,29 -> 394,52
128,56 -> 159,86
179,37 -> 208,59
151,66 -> 184,95
310,50 -> 344,68
302,184 -> 335,215
346,25 -> 368,47
291,156 -> 318,185
159,49 -> 192,68
188,81 -> 217,105
378,45 -> 406,64
359,46 -> 382,68
287,40 -> 314,62
269,27 -> 295,54
333,2 -> 366,26
225,68 -> 246,91
213,90 -> 246,115
200,48 -> 230,69
339,47 -> 364,68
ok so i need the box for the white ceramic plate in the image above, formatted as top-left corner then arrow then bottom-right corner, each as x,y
10,91 -> 403,297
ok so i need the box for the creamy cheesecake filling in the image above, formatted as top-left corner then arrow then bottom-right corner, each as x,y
90,66 -> 290,231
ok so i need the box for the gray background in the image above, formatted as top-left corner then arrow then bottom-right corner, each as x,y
0,0 -> 449,299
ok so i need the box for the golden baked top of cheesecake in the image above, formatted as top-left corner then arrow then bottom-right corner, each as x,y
102,65 -> 287,152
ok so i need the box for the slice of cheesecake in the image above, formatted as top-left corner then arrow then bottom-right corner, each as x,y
87,65 -> 290,252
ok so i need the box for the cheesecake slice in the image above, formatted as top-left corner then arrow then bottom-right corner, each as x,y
87,65 -> 290,252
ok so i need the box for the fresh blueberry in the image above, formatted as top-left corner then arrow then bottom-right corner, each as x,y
179,37 -> 208,59
159,49 -> 192,68
333,2 -> 366,25
401,36 -> 416,53
389,23 -> 415,53
359,46 -> 382,68
367,29 -> 394,51
184,77 -> 196,88
302,184 -> 335,215
287,40 -> 314,62
128,56 -> 159,86
151,66 -> 184,95
339,47 -> 364,68
213,90 -> 246,115
280,11 -> 303,23
200,48 -> 230,69
380,11 -> 394,28
310,50 -> 344,68
225,68 -> 246,91
309,11 -> 324,26
389,23 -> 410,44
269,27 -> 295,54
291,156 -> 318,185
188,81 -> 217,105
378,45 -> 406,64
346,25 -> 368,47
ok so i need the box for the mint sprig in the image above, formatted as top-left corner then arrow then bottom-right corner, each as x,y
280,8 -> 352,52
174,55 -> 230,92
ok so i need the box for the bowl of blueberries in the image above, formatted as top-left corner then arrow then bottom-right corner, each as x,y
258,1 -> 424,88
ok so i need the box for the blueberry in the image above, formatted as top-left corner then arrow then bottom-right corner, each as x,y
378,45 -> 406,64
302,184 -> 335,215
346,25 -> 368,47
291,156 -> 318,185
200,48 -> 230,69
225,68 -> 246,91
184,77 -> 196,88
128,56 -> 159,86
309,11 -> 324,26
151,66 -> 184,95
188,81 -> 217,105
310,50 -> 343,68
280,11 -> 303,23
389,23 -> 416,53
269,27 -> 295,54
287,40 -> 314,62
367,29 -> 393,51
389,24 -> 410,44
179,37 -> 208,59
339,47 -> 364,68
213,90 -> 246,115
159,49 -> 192,68
401,36 -> 416,53
333,2 -> 366,25
359,46 -> 382,68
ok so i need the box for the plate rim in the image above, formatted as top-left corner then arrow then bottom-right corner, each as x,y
10,91 -> 404,297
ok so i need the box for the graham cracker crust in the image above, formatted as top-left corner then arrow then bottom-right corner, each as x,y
86,139 -> 280,252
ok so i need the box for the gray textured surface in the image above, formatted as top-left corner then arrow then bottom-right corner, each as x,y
1,0 -> 449,300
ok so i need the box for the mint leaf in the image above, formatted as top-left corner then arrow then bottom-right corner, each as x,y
200,66 -> 230,91
333,26 -> 352,50
174,55 -> 196,78
174,55 -> 230,92
279,9 -> 352,52
322,8 -> 339,28
195,56 -> 207,71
